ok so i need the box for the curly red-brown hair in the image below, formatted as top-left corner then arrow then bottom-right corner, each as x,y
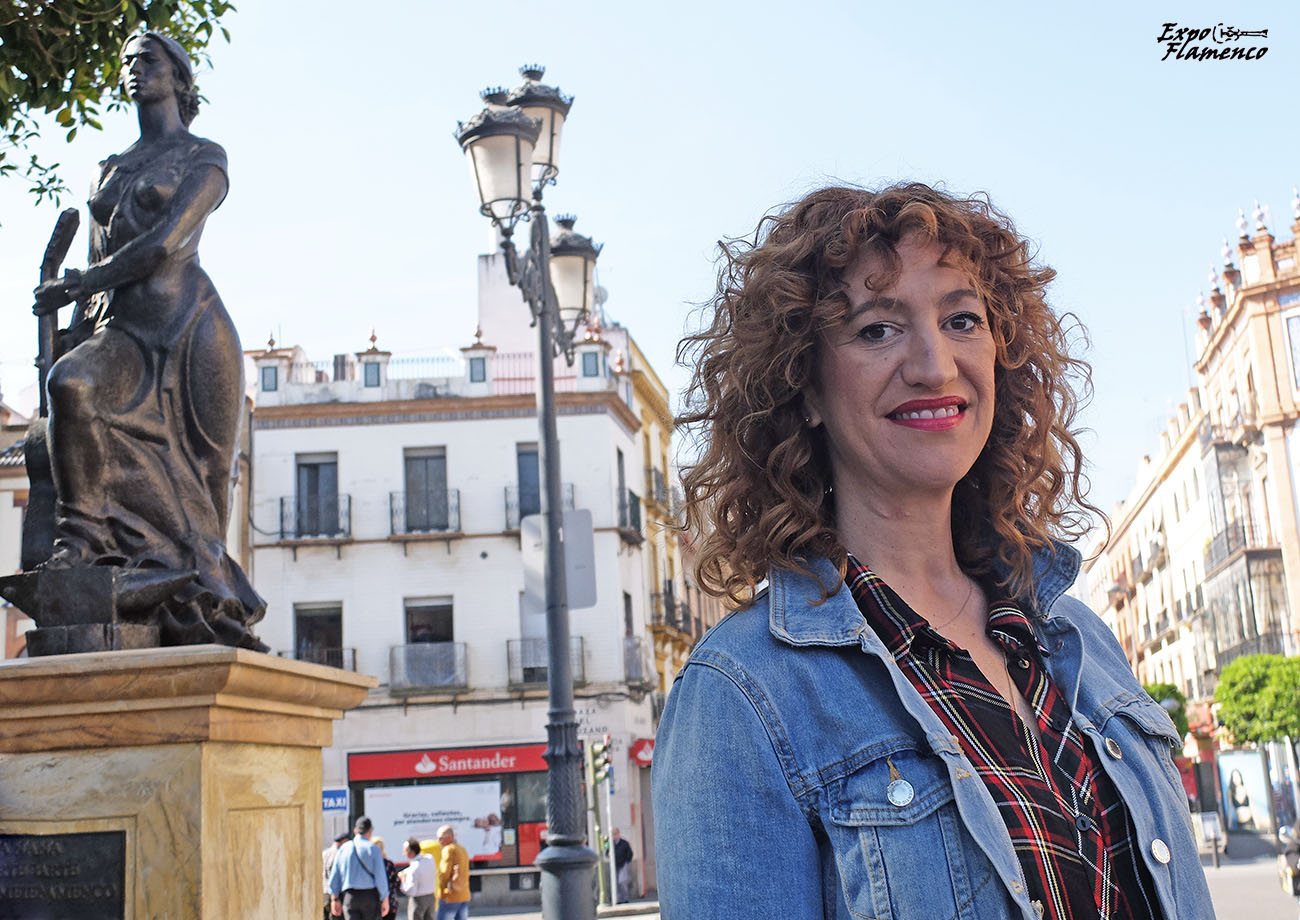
677,182 -> 1100,606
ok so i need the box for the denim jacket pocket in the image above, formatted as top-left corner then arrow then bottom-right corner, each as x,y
825,747 -> 1003,920
1102,697 -> 1184,793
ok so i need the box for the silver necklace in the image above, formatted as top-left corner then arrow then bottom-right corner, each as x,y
927,576 -> 977,633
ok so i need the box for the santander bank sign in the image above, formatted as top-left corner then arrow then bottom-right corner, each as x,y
349,743 -> 549,782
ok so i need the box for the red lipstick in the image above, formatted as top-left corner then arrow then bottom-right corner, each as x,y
887,396 -> 967,431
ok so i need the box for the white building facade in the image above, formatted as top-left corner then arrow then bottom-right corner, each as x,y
1083,394 -> 1211,700
250,259 -> 669,905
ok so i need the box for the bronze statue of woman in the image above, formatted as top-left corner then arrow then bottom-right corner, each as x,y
31,32 -> 265,649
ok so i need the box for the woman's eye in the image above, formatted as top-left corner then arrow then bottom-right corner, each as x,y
946,312 -> 985,332
857,323 -> 897,342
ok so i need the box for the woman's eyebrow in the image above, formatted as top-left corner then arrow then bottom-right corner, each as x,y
845,295 -> 901,322
940,287 -> 981,306
845,287 -> 979,322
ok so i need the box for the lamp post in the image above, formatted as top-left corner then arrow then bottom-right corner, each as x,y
455,65 -> 601,920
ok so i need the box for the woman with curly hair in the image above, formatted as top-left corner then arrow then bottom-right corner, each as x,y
653,183 -> 1212,919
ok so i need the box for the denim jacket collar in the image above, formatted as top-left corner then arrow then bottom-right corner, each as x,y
768,540 -> 1082,647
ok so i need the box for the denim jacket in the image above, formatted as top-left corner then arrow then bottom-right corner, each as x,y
652,544 -> 1212,920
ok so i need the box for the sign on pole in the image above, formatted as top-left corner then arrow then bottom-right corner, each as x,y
522,509 -> 597,610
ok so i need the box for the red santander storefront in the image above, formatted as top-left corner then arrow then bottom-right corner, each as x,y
348,742 -> 550,884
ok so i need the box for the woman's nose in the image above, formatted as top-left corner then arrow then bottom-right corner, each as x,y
901,329 -> 958,389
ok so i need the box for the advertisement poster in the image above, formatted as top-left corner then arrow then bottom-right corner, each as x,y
1217,749 -> 1274,833
364,782 -> 503,860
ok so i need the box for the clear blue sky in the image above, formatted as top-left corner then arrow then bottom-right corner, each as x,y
1,0 -> 1295,526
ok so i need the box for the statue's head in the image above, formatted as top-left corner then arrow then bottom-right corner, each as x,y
122,32 -> 200,126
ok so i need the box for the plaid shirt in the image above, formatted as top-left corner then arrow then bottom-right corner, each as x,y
846,556 -> 1164,920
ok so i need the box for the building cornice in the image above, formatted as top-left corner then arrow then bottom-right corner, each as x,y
1196,275 -> 1299,374
252,389 -> 642,436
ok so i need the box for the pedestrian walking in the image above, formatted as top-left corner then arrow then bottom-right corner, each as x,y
611,828 -> 633,903
328,816 -> 390,920
323,832 -> 353,920
435,824 -> 471,920
372,836 -> 402,920
400,836 -> 438,920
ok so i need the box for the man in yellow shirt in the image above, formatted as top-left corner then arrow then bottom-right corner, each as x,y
435,824 -> 471,920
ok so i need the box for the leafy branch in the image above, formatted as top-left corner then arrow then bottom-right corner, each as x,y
0,0 -> 235,206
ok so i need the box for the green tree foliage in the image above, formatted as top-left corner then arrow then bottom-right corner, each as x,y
1143,682 -> 1189,739
1214,654 -> 1300,744
0,1 -> 234,203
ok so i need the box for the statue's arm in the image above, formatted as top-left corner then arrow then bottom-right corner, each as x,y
77,163 -> 229,296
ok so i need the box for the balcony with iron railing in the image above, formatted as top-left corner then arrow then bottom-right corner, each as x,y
1180,586 -> 1203,620
617,489 -> 643,544
389,642 -> 468,695
504,484 -> 574,530
1106,572 -> 1131,609
507,637 -> 585,688
623,636 -> 656,691
1226,396 -> 1260,445
650,593 -> 684,632
1217,630 -> 1285,668
1146,532 -> 1167,571
1198,398 -> 1260,449
279,494 -> 352,541
1204,518 -> 1274,572
390,489 -> 461,536
278,646 -> 356,670
647,468 -> 669,509
674,602 -> 703,644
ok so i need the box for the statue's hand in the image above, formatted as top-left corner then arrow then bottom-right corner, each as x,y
33,269 -> 84,315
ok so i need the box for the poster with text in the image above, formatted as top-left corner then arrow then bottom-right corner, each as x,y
364,781 -> 503,860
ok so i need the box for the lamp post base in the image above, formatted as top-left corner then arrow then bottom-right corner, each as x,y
536,840 -> 599,920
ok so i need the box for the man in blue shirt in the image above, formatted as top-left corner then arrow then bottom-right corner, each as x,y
328,816 -> 390,920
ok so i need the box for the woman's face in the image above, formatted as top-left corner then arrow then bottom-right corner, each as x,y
804,233 -> 997,505
121,37 -> 177,107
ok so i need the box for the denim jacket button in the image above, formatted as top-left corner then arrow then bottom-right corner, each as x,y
1105,737 -> 1123,759
1031,900 -> 1045,917
1151,838 -> 1171,864
886,778 -> 915,807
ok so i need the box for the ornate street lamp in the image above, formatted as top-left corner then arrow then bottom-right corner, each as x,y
506,65 -> 571,189
549,215 -> 602,335
455,65 -> 600,920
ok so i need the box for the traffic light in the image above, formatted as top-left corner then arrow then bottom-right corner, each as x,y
591,733 -> 613,784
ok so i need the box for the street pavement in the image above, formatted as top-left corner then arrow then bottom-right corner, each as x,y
470,838 -> 1298,920
1203,836 -> 1298,920
473,901 -> 659,920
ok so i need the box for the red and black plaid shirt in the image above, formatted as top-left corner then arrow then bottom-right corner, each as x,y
846,556 -> 1164,920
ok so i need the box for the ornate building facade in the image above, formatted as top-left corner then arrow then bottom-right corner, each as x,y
1084,197 -> 1300,714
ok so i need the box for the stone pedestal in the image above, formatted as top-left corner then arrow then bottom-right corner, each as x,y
0,645 -> 376,919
